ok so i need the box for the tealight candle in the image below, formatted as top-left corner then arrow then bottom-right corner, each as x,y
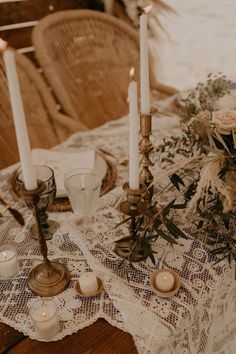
155,270 -> 175,292
29,299 -> 59,338
0,245 -> 19,278
78,272 -> 99,296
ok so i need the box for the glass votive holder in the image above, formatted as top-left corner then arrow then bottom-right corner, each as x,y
0,244 -> 19,278
64,169 -> 102,220
29,299 -> 59,339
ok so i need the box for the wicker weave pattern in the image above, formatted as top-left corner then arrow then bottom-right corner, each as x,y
33,10 -> 177,130
0,49 -> 83,170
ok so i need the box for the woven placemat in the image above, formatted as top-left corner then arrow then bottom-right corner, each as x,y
8,156 -> 117,212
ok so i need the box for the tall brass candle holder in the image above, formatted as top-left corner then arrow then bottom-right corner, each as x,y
139,108 -> 157,186
114,183 -> 147,262
115,108 -> 158,263
20,181 -> 71,297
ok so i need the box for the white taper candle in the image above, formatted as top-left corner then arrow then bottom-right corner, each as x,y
128,68 -> 139,190
2,44 -> 37,190
140,5 -> 152,114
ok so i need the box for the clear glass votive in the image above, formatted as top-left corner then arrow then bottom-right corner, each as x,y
64,169 -> 102,220
29,299 -> 59,338
0,244 -> 19,278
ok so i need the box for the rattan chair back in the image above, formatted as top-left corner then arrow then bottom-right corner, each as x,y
33,10 -> 177,130
0,49 -> 66,169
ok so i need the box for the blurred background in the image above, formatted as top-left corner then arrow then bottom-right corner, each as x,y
157,0 -> 236,90
1,0 -> 236,90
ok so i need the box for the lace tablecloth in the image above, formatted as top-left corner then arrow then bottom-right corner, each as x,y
0,106 -> 236,354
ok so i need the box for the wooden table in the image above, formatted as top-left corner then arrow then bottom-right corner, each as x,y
0,320 -> 137,354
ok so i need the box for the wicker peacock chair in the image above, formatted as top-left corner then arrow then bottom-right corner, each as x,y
0,48 -> 86,170
32,9 -> 178,130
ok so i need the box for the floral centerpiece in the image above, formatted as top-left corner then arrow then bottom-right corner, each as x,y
156,74 -> 236,267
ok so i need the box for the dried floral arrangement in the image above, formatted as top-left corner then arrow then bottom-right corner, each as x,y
156,74 -> 236,268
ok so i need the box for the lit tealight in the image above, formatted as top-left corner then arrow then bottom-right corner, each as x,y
155,270 -> 175,292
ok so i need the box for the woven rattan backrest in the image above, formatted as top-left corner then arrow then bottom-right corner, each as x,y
0,49 -> 61,169
33,10 -> 166,129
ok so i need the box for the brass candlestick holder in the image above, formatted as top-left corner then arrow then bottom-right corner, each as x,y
139,107 -> 157,186
20,181 -> 71,297
114,183 -> 147,262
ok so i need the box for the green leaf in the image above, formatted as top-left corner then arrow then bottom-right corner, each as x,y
164,218 -> 188,239
213,254 -> 228,266
155,228 -> 178,244
170,173 -> 185,191
211,247 -> 227,255
223,215 -> 230,230
149,252 -> 156,265
146,234 -> 159,242
114,217 -> 132,229
170,203 -> 187,209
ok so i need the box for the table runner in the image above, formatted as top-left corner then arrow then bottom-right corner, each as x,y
1,105 -> 236,353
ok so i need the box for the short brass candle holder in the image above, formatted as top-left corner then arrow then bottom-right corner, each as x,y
119,183 -> 146,216
20,181 -> 71,297
115,183 -> 147,262
139,107 -> 157,186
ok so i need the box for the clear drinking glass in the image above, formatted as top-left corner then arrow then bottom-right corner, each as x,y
64,169 -> 102,221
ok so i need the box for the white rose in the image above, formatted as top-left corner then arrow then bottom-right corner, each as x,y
212,109 -> 236,135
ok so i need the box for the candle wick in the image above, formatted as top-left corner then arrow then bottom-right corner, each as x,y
42,312 -> 47,319
3,251 -> 7,260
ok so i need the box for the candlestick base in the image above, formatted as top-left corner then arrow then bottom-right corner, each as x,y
19,180 -> 71,296
119,183 -> 146,216
28,261 -> 71,297
115,183 -> 148,262
114,240 -> 147,262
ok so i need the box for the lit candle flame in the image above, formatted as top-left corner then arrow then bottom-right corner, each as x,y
42,311 -> 47,319
129,67 -> 135,81
143,4 -> 153,14
0,38 -> 8,52
2,251 -> 7,260
163,276 -> 168,281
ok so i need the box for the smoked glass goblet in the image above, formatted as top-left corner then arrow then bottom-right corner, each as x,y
16,165 -> 59,240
